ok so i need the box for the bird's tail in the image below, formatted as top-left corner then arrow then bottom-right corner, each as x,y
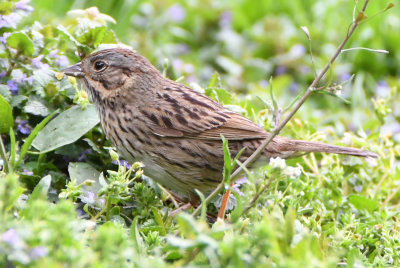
270,137 -> 378,158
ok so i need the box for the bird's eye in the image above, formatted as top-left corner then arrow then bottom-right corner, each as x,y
94,61 -> 106,71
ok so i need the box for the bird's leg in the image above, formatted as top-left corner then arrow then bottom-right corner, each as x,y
217,183 -> 233,220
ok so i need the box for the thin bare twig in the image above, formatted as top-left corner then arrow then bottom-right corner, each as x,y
193,0 -> 370,217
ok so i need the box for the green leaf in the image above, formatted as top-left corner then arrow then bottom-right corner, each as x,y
176,213 -> 200,237
76,26 -> 117,48
57,25 -> 85,48
24,98 -> 49,116
0,85 -> 11,101
32,69 -> 56,98
68,162 -> 102,196
194,189 -> 207,221
9,128 -> 16,168
7,32 -> 35,56
32,104 -> 100,153
151,207 -> 166,235
0,173 -> 25,212
27,175 -> 51,204
130,216 -> 144,254
0,1 -> 14,15
0,94 -> 13,134
348,195 -> 379,212
110,206 -> 120,217
167,236 -> 197,249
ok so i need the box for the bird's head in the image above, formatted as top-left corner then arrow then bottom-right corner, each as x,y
62,48 -> 163,104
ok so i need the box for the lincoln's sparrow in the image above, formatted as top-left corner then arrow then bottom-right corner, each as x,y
63,48 -> 377,202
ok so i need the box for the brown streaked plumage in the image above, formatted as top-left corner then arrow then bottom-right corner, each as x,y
62,48 -> 378,202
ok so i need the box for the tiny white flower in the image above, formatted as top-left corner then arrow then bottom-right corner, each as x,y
269,157 -> 286,170
341,132 -> 352,145
284,166 -> 302,178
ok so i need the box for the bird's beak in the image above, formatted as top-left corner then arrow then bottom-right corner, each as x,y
62,63 -> 84,78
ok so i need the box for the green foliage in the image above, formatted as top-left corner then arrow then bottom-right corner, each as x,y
32,104 -> 99,153
0,95 -> 13,133
0,0 -> 399,267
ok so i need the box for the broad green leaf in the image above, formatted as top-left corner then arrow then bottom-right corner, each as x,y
24,98 -> 49,116
348,195 -> 379,212
68,162 -> 102,195
10,95 -> 28,108
0,95 -> 13,134
7,32 -> 35,56
32,104 -> 100,153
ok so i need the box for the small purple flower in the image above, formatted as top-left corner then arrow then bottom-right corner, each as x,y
290,44 -> 306,57
259,80 -> 269,88
299,65 -> 311,74
17,120 -> 31,135
376,80 -> 390,98
112,159 -> 132,169
0,32 -> 11,44
16,74 -> 33,85
183,63 -> 194,73
186,75 -> 197,83
341,73 -> 351,81
167,4 -> 186,22
172,59 -> 183,71
24,76 -> 33,85
0,13 -> 20,29
120,160 -> 132,169
30,247 -> 47,259
2,229 -> 23,247
219,11 -> 232,28
0,71 -> 6,78
48,49 -> 59,58
31,55 -> 49,69
275,66 -> 287,76
15,0 -> 34,12
22,169 -> 33,175
31,55 -> 43,68
7,79 -> 19,95
81,191 -> 96,205
175,43 -> 190,55
289,82 -> 299,94
232,176 -> 248,196
55,55 -> 69,67
78,149 -> 93,161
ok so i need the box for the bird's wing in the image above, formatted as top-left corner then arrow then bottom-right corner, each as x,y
144,84 -> 268,140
